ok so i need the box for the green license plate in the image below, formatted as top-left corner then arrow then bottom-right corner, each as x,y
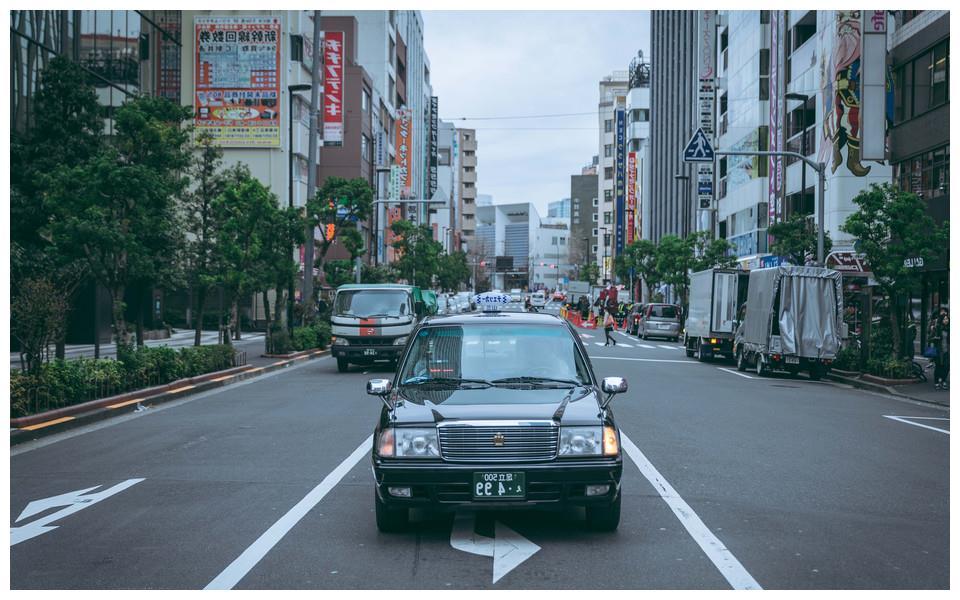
473,472 -> 525,499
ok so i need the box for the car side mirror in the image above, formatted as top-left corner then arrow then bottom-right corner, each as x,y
367,378 -> 394,410
415,301 -> 425,316
600,377 -> 627,409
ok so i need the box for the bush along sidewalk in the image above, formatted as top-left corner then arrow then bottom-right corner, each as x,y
10,344 -> 242,419
266,321 -> 332,355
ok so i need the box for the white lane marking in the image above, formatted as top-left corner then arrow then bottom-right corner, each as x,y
619,432 -> 762,590
592,357 -> 694,364
594,342 -> 605,347
890,416 -> 949,421
618,343 -> 633,348
717,367 -> 754,379
638,344 -> 655,349
450,512 -> 540,584
205,435 -> 373,589
658,345 -> 680,350
883,415 -> 950,435
11,478 -> 146,546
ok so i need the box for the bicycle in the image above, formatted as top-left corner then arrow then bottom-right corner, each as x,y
911,360 -> 931,383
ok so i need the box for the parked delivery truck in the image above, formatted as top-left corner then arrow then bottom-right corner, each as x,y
733,266 -> 844,380
684,268 -> 751,360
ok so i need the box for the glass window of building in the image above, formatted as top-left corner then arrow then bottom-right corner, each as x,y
604,144 -> 612,158
604,212 -> 612,225
604,119 -> 613,132
604,167 -> 613,179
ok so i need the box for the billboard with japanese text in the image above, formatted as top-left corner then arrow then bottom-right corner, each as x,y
194,16 -> 281,147
627,151 -> 637,245
614,107 -> 626,254
322,31 -> 344,145
395,108 -> 412,198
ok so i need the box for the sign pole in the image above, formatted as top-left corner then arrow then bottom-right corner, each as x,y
302,10 -> 322,320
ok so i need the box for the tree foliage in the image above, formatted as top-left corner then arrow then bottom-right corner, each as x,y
307,176 -> 374,264
768,214 -> 832,266
12,278 -> 70,375
841,184 -> 949,358
618,239 -> 660,300
389,220 -> 444,288
436,251 -> 471,292
689,230 -> 738,272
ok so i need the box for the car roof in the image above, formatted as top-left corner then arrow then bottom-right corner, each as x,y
421,311 -> 567,326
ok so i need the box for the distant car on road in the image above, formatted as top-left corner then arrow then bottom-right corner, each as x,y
367,300 -> 628,532
637,303 -> 682,342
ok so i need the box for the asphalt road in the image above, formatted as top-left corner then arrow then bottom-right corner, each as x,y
10,327 -> 950,589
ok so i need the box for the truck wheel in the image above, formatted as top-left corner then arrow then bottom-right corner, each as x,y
585,493 -> 621,532
755,356 -> 767,377
736,348 -> 747,372
337,358 -> 349,373
809,363 -> 824,381
375,489 -> 408,532
684,337 -> 695,358
696,339 -> 710,362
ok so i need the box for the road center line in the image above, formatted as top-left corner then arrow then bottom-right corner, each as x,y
619,432 -> 762,590
717,367 -> 754,379
883,415 -> 950,435
205,435 -> 372,589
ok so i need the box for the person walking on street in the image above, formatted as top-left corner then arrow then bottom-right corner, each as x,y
931,310 -> 949,390
603,308 -> 617,346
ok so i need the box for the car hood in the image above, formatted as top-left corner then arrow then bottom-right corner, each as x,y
391,386 -> 602,426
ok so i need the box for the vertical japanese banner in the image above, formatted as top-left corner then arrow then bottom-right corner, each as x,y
429,96 -> 439,197
395,107 -> 415,222
768,10 -> 785,233
860,11 -> 887,160
626,151 -> 637,245
614,107 -> 626,255
322,31 -> 344,146
195,16 -> 281,147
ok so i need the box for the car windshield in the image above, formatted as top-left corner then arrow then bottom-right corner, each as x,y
399,324 -> 591,387
649,305 -> 678,319
334,290 -> 411,318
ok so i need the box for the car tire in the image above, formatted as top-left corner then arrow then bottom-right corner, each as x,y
696,340 -> 710,363
586,492 -> 621,532
375,489 -> 409,532
684,337 -> 695,358
337,358 -> 349,373
736,348 -> 747,372
755,356 -> 766,377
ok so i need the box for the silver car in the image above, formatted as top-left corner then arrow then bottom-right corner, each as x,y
637,303 -> 681,342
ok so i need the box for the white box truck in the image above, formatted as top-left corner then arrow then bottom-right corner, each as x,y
684,268 -> 750,361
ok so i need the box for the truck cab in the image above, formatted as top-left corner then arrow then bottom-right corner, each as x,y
330,284 -> 434,373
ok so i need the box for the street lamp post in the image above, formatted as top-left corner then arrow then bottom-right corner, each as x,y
674,172 -> 690,239
581,236 -> 590,283
288,83 -> 311,332
599,227 -> 609,282
785,93 -> 810,222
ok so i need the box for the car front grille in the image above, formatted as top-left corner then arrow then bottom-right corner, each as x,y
438,425 -> 559,462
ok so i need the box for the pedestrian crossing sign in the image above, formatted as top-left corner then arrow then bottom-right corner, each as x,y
683,128 -> 714,162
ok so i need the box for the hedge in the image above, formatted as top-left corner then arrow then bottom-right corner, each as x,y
291,322 -> 332,352
11,344 -> 238,419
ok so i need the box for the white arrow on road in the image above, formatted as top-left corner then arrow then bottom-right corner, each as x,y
11,478 -> 145,546
450,511 -> 540,584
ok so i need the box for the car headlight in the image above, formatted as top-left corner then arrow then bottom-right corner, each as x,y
393,336 -> 408,346
379,428 -> 439,458
333,337 -> 349,346
558,427 -> 602,456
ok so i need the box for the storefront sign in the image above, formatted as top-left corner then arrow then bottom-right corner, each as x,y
827,251 -> 871,273
614,107 -> 626,254
195,16 -> 281,147
322,31 -> 344,146
768,10 -> 785,228
626,151 -> 637,245
429,96 -> 439,196
903,257 -> 924,268
395,108 -> 412,198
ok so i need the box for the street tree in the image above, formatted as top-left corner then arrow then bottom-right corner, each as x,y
436,251 -> 471,292
323,260 -> 356,288
622,239 -> 660,301
11,56 -> 103,358
580,262 -> 601,285
183,132 -> 229,346
689,230 -> 738,272
840,184 -> 949,359
256,203 -> 305,352
49,96 -> 192,347
656,235 -> 694,308
213,165 -> 278,344
306,176 -> 374,267
768,214 -> 833,266
11,278 -> 69,376
390,220 -> 444,288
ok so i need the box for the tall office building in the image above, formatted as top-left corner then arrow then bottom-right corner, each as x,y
596,71 -> 629,280
456,128 -> 478,251
649,11 -> 698,242
625,51 -> 651,245
547,198 -> 571,218
570,161 -> 599,283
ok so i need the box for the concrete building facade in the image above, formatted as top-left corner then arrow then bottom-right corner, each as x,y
570,161 -> 599,283
596,71 -> 629,280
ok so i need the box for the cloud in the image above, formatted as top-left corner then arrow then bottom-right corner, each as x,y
423,10 -> 650,214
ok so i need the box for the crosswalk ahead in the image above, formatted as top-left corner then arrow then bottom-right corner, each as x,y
582,331 -> 684,352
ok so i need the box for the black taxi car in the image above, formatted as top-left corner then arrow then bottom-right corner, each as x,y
366,294 -> 629,532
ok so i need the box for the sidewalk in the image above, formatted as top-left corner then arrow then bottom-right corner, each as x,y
890,357 -> 950,407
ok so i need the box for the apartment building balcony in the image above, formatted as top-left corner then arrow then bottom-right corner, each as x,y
461,139 -> 477,152
461,169 -> 476,183
461,154 -> 477,167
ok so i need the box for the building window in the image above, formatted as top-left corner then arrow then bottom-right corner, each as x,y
604,212 -> 612,225
604,119 -> 613,132
604,167 -> 613,180
604,234 -> 611,247
362,89 -> 370,112
604,189 -> 612,200
592,228 -> 598,236
361,134 -> 370,164
893,144 -> 950,199
592,213 -> 598,222
896,40 -> 950,123
758,48 -> 770,101
464,182 -> 474,188
592,245 -> 598,254
604,144 -> 613,158
593,197 -> 598,206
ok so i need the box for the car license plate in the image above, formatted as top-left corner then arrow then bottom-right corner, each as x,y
785,356 -> 800,364
473,472 -> 525,499
363,349 -> 377,356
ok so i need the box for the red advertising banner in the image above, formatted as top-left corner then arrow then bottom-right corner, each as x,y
322,31 -> 344,145
394,108 -> 412,197
627,152 -> 637,211
195,16 -> 281,147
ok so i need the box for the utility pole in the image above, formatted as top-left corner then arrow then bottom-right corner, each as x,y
288,83 -> 311,333
301,10 -> 322,321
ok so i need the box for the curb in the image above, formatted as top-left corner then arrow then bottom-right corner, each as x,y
824,372 -> 949,409
10,349 -> 329,446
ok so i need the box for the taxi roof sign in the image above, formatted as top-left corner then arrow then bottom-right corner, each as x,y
474,292 -> 510,312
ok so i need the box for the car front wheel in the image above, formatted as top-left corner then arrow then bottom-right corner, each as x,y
337,358 -> 349,373
375,489 -> 408,532
585,493 -> 621,531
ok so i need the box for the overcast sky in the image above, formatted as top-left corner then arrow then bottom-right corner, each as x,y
422,11 -> 650,216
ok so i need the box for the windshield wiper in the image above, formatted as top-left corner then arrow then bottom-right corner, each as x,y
400,376 -> 493,388
490,376 -> 583,388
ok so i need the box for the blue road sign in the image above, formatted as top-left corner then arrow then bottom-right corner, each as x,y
683,128 -> 714,162
698,180 -> 713,195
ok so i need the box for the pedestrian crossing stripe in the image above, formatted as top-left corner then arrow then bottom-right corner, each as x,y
619,343 -> 632,347
594,342 -> 604,346
659,345 -> 678,349
639,344 -> 655,349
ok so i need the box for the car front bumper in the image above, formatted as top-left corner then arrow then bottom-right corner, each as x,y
373,457 -> 623,510
331,344 -> 403,361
